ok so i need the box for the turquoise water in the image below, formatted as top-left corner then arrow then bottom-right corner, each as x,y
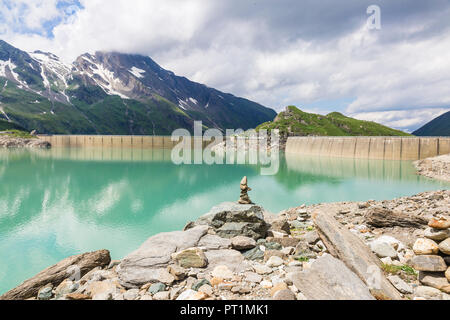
0,147 -> 448,294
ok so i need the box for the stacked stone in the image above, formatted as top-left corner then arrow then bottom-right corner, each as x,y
410,217 -> 450,295
238,176 -> 253,205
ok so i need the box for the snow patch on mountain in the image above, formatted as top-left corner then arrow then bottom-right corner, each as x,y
129,66 -> 146,79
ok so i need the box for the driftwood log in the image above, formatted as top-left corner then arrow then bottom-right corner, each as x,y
365,207 -> 427,228
0,249 -> 110,300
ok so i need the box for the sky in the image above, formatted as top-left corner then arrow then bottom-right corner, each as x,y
0,0 -> 449,132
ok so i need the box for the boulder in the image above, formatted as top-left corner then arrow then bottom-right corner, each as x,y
312,211 -> 403,300
365,207 -> 427,228
291,255 -> 375,300
409,255 -> 447,272
428,217 -> 450,230
439,238 -> 450,255
172,248 -> 208,268
370,241 -> 398,259
231,236 -> 256,250
419,272 -> 450,293
446,267 -> 450,282
193,202 -> 269,240
0,249 -> 111,300
415,286 -> 447,300
424,228 -> 450,241
387,275 -> 413,294
117,225 -> 208,288
413,238 -> 440,255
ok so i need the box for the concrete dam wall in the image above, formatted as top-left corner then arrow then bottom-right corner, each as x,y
285,137 -> 450,160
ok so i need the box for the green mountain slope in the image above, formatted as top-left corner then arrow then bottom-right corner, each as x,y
413,111 -> 450,136
256,106 -> 411,136
0,118 -> 26,131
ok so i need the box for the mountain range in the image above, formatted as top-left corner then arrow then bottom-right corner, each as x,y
0,40 -> 276,135
413,111 -> 450,136
256,106 -> 410,137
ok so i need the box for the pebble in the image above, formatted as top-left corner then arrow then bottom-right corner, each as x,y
211,265 -> 234,280
273,289 -> 296,300
260,280 -> 273,289
413,238 -> 439,255
148,283 -> 166,295
153,291 -> 170,300
123,289 -> 139,300
424,227 -> 450,241
265,256 -> 284,268
231,236 -> 256,250
387,275 -> 413,294
254,264 -> 273,275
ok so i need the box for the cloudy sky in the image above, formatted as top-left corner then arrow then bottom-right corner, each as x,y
1,0 -> 449,132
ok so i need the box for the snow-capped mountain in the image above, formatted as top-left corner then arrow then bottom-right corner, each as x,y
0,40 -> 276,134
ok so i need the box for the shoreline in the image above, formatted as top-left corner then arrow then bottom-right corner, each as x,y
414,154 -> 450,182
2,188 -> 448,301
0,135 -> 51,149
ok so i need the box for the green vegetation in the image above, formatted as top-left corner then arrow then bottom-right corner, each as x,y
256,106 -> 411,137
0,129 -> 35,139
381,263 -> 417,277
0,118 -> 26,131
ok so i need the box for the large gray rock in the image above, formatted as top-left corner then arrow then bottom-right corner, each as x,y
312,211 -> 403,300
0,250 -> 110,300
409,255 -> 447,272
203,249 -> 251,274
193,202 -> 269,240
117,225 -> 208,288
291,255 -> 375,300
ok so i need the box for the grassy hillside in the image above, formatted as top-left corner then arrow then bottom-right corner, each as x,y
413,111 -> 450,136
256,106 -> 411,137
0,119 -> 26,131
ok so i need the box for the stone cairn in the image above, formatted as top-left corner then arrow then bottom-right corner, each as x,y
238,176 -> 253,204
410,216 -> 450,295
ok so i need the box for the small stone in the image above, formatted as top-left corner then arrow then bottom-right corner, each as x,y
157,269 -> 176,284
281,247 -> 295,255
370,241 -> 398,258
37,284 -> 53,300
424,227 -> 450,241
304,231 -> 320,244
409,255 -> 447,272
167,265 -> 187,281
211,265 -> 234,280
260,280 -> 273,289
428,217 -> 450,230
66,293 -> 91,300
415,286 -> 445,300
446,267 -> 450,282
148,283 -> 166,295
266,256 -> 284,268
273,289 -> 296,300
192,279 -> 211,291
54,279 -> 78,298
123,289 -> 139,300
387,275 -> 413,294
419,272 -> 450,293
242,247 -> 264,260
172,247 -> 208,268
198,284 -> 213,296
231,236 -> 256,250
264,242 -> 283,250
244,272 -> 262,283
413,238 -> 440,255
254,264 -> 273,275
439,238 -> 450,255
153,291 -> 170,300
263,249 -> 286,262
210,277 -> 224,287
270,282 -> 288,296
140,295 -> 153,300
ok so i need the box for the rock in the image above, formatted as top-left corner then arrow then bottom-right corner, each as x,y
244,272 -> 262,283
210,277 -> 224,287
446,267 -> 450,281
156,269 -> 176,284
54,279 -> 78,298
415,286 -> 446,300
198,235 -> 231,250
428,217 -> 450,230
123,289 -> 139,300
304,231 -> 320,245
172,247 -> 208,268
0,249 -> 110,300
167,265 -> 187,281
192,279 -> 211,291
153,291 -> 170,300
268,217 -> 291,235
263,250 -> 286,262
264,242 -> 283,250
140,295 -> 153,300
266,256 -> 284,268
37,284 -> 53,300
176,289 -> 208,300
148,283 -> 166,295
86,280 -> 121,300
265,237 -> 300,248
424,227 -> 450,241
365,207 -> 427,228
260,280 -> 273,289
370,241 -> 398,259
439,238 -> 450,255
194,202 -> 269,240
203,249 -> 250,274
231,236 -> 256,250
117,226 -> 208,288
270,282 -> 288,296
291,255 -> 375,300
281,247 -> 295,255
273,289 -> 296,300
254,264 -> 273,275
409,255 -> 447,272
211,265 -> 234,280
242,247 -> 264,260
419,272 -> 450,293
387,275 -> 413,294
413,238 -> 440,255
312,211 -> 403,300
198,284 -> 213,296
294,242 -> 316,259
66,293 -> 91,300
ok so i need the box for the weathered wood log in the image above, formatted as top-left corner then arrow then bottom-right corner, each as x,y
312,211 -> 403,300
0,250 -> 110,300
365,207 -> 427,228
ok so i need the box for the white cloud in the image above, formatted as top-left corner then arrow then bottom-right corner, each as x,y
1,0 -> 450,131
